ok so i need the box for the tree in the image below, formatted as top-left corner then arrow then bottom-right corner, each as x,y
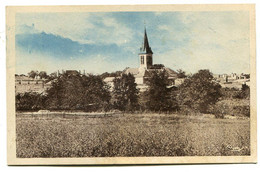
16,92 -> 46,111
151,64 -> 165,69
234,84 -> 250,99
45,74 -> 68,110
81,74 -> 111,112
144,70 -> 174,112
28,70 -> 39,79
177,69 -> 222,113
112,73 -> 139,111
45,73 -> 111,111
177,69 -> 187,78
38,71 -> 48,79
100,71 -> 122,79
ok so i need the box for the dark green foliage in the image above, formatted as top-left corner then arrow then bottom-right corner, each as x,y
233,105 -> 250,117
46,73 -> 84,110
177,69 -> 187,78
16,92 -> 46,111
28,70 -> 38,79
38,71 -> 48,79
210,103 -> 227,119
209,100 -> 250,118
143,70 -> 177,112
214,86 -> 250,118
221,85 -> 250,100
81,74 -> 111,112
177,70 -> 222,113
45,73 -> 111,111
16,69 -> 250,115
16,73 -> 111,112
234,84 -> 250,99
112,73 -> 139,111
150,64 -> 165,69
100,71 -> 122,79
220,87 -> 240,99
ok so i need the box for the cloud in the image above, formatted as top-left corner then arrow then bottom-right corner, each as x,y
15,30 -> 137,74
16,13 -> 134,46
16,13 -> 93,43
156,11 -> 250,74
16,31 -> 131,59
15,11 -> 250,75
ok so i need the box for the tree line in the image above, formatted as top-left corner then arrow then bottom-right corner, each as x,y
16,69 -> 249,114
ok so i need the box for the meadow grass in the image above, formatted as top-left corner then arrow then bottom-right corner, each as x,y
16,113 -> 250,157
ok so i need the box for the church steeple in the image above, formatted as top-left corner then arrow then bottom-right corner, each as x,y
139,27 -> 153,69
139,27 -> 153,54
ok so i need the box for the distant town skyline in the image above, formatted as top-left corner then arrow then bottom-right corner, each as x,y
15,11 -> 250,75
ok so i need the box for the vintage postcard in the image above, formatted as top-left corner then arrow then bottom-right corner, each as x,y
6,5 -> 256,165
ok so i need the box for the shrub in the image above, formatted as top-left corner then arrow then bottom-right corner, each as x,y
233,105 -> 250,117
179,105 -> 202,116
209,99 -> 250,118
209,103 -> 229,119
234,84 -> 250,99
220,87 -> 240,99
177,70 -> 222,113
16,92 -> 46,111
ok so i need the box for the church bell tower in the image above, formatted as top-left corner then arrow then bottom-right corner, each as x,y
139,27 -> 153,70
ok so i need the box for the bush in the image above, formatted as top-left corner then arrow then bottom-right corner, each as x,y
16,92 -> 46,111
233,105 -> 250,117
177,70 -> 222,113
209,99 -> 250,118
179,106 -> 202,116
209,103 -> 229,119
220,87 -> 240,99
234,84 -> 250,99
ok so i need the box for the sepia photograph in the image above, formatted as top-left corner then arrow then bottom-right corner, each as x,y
6,4 -> 256,165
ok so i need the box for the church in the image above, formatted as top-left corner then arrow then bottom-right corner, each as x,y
122,28 -> 178,91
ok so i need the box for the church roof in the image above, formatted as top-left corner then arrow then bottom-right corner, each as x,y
123,67 -> 178,79
145,68 -> 178,78
164,67 -> 178,77
123,68 -> 139,75
139,28 -> 153,54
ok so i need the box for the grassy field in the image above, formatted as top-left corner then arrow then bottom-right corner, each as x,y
16,113 -> 250,157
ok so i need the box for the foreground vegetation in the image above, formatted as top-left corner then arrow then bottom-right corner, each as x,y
16,113 -> 250,157
16,69 -> 250,118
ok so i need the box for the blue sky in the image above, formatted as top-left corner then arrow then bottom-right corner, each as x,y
15,11 -> 250,75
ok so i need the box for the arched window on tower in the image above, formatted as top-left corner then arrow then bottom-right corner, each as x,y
147,56 -> 152,66
141,56 -> 144,64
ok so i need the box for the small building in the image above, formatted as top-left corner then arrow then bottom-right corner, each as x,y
15,75 -> 47,94
214,72 -> 250,89
65,70 -> 80,76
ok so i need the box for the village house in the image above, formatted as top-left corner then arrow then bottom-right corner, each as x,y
15,70 -> 88,94
214,73 -> 250,89
15,75 -> 51,94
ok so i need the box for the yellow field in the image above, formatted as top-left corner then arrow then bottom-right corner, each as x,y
16,113 -> 250,157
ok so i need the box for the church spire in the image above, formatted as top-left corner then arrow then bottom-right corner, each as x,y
138,26 -> 153,69
139,27 -> 153,54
